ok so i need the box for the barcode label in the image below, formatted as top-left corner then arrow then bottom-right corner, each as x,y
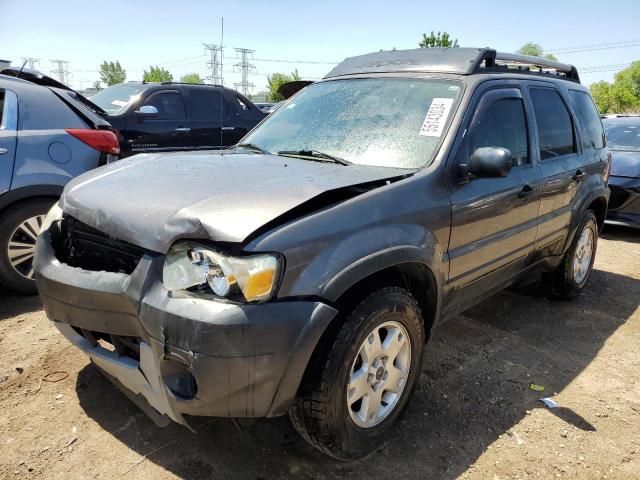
419,98 -> 454,137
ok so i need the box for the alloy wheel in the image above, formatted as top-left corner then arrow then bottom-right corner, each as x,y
573,224 -> 594,285
7,215 -> 44,280
347,320 -> 412,428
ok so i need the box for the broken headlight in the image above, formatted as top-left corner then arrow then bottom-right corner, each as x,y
40,202 -> 63,233
162,242 -> 281,303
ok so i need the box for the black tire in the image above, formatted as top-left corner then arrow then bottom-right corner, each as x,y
549,210 -> 598,300
290,286 -> 425,460
0,198 -> 55,294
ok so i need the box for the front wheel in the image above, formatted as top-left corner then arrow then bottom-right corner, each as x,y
0,199 -> 54,294
549,210 -> 599,299
290,286 -> 425,460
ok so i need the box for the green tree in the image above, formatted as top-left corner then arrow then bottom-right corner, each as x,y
180,73 -> 204,84
516,42 -> 558,61
266,70 -> 302,101
590,81 -> 613,113
92,80 -> 102,91
99,60 -> 126,86
590,62 -> 640,114
419,31 -> 459,48
143,66 -> 173,83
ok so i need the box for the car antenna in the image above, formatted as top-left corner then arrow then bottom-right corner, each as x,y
220,16 -> 224,151
16,60 -> 28,79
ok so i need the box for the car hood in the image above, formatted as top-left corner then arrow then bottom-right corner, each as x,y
60,151 -> 412,253
610,150 -> 640,178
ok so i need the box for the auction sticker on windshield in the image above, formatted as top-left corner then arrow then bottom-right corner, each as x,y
420,98 -> 454,137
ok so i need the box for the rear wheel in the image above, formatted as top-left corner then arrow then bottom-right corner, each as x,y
290,286 -> 425,460
549,210 -> 598,299
0,199 -> 54,294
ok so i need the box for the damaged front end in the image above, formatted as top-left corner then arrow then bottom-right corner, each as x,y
35,210 -> 338,428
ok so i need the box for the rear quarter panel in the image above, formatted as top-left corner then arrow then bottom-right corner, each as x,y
11,87 -> 103,191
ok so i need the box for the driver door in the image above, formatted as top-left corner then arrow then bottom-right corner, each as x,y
445,86 -> 542,311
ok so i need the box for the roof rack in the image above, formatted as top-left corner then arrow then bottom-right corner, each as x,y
477,50 -> 580,83
325,48 -> 581,83
158,81 -> 225,87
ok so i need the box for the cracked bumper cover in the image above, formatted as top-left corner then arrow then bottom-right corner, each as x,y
34,230 -> 337,426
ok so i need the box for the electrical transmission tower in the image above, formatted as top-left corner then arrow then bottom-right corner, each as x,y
203,43 -> 223,85
233,48 -> 255,96
50,60 -> 71,85
22,57 -> 40,70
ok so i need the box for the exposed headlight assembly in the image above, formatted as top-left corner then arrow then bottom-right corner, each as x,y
163,242 -> 281,303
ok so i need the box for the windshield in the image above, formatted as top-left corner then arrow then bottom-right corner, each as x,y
243,78 -> 461,168
604,119 -> 640,151
90,83 -> 146,115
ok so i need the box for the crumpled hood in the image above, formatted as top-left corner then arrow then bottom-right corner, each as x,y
61,151 -> 411,252
610,150 -> 640,178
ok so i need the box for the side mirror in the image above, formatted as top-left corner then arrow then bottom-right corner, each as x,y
134,105 -> 159,117
461,147 -> 513,180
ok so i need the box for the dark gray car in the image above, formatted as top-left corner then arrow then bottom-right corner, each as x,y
602,115 -> 640,227
34,48 -> 609,460
0,74 -> 118,293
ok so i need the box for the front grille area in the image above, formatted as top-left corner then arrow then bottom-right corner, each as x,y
52,215 -> 146,274
73,327 -> 141,361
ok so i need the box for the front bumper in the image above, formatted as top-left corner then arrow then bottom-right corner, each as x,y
606,176 -> 640,228
34,230 -> 337,427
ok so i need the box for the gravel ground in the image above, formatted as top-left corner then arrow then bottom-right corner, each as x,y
0,226 -> 639,479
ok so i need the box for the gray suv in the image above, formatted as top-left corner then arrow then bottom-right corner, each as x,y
34,48 -> 610,460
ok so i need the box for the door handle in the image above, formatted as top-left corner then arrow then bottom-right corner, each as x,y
0,148 -> 7,155
518,184 -> 535,199
222,126 -> 235,131
573,170 -> 586,182
175,127 -> 191,132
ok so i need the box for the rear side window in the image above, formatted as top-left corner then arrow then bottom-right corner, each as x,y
189,89 -> 229,119
467,97 -> 529,166
142,92 -> 186,120
530,88 -> 575,160
0,89 -> 18,131
568,90 -> 605,149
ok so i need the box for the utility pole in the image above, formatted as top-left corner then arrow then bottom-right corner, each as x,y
50,60 -> 71,85
203,43 -> 223,85
22,57 -> 40,70
233,48 -> 255,96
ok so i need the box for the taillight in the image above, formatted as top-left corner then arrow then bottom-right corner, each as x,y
66,129 -> 120,154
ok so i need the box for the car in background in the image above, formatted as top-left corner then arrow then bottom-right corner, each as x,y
0,73 -> 118,293
602,114 -> 640,228
89,82 -> 266,156
254,102 -> 274,113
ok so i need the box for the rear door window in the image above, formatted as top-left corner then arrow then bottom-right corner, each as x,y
530,88 -> 576,160
142,91 -> 186,120
188,88 -> 229,119
0,89 -> 18,131
568,90 -> 605,150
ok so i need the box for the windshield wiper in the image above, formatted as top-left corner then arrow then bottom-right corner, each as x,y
277,149 -> 351,166
235,143 -> 271,154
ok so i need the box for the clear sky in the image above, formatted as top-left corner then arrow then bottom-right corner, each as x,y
2,0 -> 639,92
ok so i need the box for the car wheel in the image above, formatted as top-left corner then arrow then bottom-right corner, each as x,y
290,286 -> 425,460
0,199 -> 54,294
549,210 -> 598,300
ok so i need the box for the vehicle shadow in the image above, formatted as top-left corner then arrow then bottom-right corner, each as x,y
75,267 -> 638,479
0,286 -> 41,321
601,223 -> 640,243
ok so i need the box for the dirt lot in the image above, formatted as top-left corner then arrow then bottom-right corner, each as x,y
1,226 -> 639,480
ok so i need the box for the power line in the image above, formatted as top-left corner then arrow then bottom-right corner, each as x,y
233,48 -> 255,96
50,59 -> 71,85
548,39 -> 640,54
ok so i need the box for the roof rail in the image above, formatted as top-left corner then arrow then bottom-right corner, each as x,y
158,81 -> 225,87
477,50 -> 580,83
